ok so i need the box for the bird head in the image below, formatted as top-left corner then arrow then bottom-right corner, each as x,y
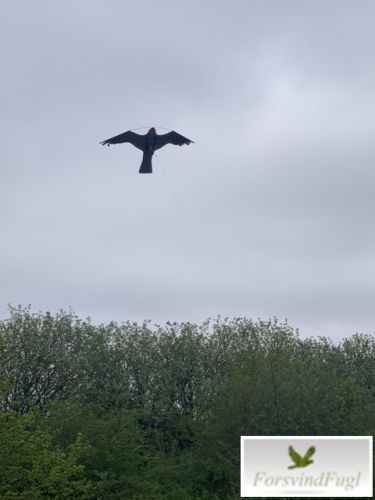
148,127 -> 156,135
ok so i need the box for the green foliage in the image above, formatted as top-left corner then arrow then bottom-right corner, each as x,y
0,307 -> 373,499
41,402 -> 160,498
0,412 -> 92,499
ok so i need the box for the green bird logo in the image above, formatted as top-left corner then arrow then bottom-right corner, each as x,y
288,445 -> 316,469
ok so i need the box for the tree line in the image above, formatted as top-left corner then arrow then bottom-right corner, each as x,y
0,306 -> 373,498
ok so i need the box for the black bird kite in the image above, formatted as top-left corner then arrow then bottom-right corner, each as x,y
100,127 -> 194,173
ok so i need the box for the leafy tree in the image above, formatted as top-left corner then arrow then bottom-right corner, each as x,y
0,308 -> 373,499
0,412 -> 93,499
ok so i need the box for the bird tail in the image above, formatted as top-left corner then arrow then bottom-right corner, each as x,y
139,151 -> 153,173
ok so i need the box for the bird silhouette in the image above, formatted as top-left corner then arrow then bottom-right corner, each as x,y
100,127 -> 194,173
288,446 -> 316,469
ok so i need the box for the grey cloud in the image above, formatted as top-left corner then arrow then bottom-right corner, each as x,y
1,0 -> 375,339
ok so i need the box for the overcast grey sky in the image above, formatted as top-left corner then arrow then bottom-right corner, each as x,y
1,0 -> 374,339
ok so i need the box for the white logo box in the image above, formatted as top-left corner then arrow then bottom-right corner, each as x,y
241,436 -> 373,497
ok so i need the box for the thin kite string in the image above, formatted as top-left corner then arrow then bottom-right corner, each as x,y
154,153 -> 240,302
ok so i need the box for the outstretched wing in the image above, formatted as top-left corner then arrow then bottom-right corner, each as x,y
303,446 -> 316,461
288,446 -> 302,465
100,130 -> 145,151
154,131 -> 194,150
